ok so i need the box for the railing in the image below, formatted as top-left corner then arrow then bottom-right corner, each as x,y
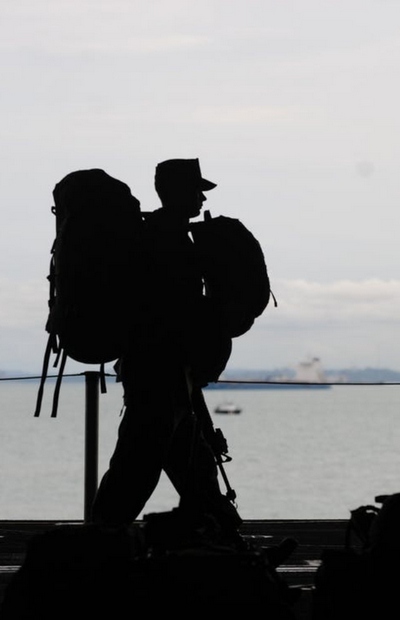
2,372 -> 400,523
0,370 -> 104,522
80,375 -> 400,521
83,372 -> 100,522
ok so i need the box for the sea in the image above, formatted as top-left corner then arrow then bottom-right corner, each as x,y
1,375 -> 400,522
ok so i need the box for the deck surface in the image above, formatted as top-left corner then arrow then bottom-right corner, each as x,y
0,519 -> 351,617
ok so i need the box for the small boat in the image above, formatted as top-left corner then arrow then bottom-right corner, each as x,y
214,401 -> 242,414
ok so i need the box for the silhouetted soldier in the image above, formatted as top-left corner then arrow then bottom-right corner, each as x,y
92,159 -> 242,545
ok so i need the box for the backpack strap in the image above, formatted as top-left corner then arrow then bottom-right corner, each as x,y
50,348 -> 68,418
270,289 -> 278,307
33,333 -> 56,417
34,246 -> 58,418
99,363 -> 107,394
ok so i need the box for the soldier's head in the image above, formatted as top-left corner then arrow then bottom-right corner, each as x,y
155,158 -> 216,218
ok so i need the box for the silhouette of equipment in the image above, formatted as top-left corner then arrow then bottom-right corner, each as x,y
191,386 -> 237,504
141,384 -> 239,553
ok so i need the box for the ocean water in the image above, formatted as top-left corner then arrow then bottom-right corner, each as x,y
1,376 -> 400,521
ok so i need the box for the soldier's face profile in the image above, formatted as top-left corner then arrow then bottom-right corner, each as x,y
186,190 -> 206,218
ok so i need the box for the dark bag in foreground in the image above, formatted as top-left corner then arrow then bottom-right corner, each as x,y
190,211 -> 275,338
34,169 -> 143,417
313,494 -> 400,619
1,522 -> 298,616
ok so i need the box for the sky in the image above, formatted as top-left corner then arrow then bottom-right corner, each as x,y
2,0 -> 400,375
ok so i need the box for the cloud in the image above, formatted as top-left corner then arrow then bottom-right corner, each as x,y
262,279 -> 400,324
2,276 -> 400,372
229,278 -> 400,372
3,277 -> 400,332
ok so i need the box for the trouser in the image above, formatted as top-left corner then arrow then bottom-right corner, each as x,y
91,355 -> 237,528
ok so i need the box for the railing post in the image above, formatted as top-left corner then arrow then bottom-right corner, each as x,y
84,371 -> 99,522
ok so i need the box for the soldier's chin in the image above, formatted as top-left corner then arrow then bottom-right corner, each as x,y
188,206 -> 202,219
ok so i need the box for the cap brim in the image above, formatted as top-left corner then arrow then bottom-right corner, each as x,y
201,178 -> 217,191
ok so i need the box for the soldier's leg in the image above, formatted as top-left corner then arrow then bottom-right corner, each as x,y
92,363 -> 179,526
163,384 -> 242,533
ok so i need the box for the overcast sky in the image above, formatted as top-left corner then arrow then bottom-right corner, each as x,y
1,0 -> 400,375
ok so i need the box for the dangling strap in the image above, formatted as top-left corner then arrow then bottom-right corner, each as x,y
51,348 -> 68,418
33,334 -> 54,417
270,289 -> 278,307
53,346 -> 62,369
100,362 -> 107,394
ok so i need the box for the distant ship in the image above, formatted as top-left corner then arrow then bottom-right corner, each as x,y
206,357 -> 332,389
264,357 -> 331,389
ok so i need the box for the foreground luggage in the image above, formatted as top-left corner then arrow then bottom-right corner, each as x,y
1,520 -> 298,616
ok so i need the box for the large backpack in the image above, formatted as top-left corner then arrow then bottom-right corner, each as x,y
190,211 -> 275,338
34,169 -> 143,417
